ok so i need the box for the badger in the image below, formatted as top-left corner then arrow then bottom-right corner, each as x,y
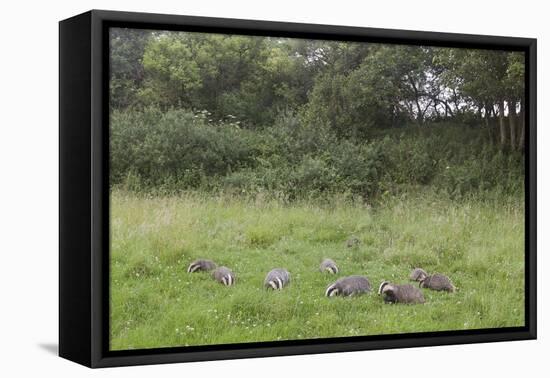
419,273 -> 455,292
346,237 -> 360,248
325,275 -> 371,297
410,268 -> 428,282
319,258 -> 339,274
378,281 -> 425,304
212,266 -> 236,286
264,268 -> 291,290
187,259 -> 217,273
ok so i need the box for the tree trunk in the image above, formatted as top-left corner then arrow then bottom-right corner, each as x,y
441,100 -> 454,118
509,100 -> 517,150
407,76 -> 424,124
498,100 -> 506,147
482,103 -> 492,143
518,98 -> 526,151
485,103 -> 498,144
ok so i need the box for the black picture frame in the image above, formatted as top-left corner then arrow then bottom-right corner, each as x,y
59,9 -> 537,368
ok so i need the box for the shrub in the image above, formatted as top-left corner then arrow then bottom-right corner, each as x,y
111,108 -> 524,201
110,107 -> 256,191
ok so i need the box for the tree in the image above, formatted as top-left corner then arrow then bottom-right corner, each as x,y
140,34 -> 202,108
435,49 -> 516,148
109,28 -> 152,108
304,45 -> 437,137
505,52 -> 526,150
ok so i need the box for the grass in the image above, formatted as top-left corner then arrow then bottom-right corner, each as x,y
109,190 -> 525,350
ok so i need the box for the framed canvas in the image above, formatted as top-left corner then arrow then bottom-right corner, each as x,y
59,9 -> 537,368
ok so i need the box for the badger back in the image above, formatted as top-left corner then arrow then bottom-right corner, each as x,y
396,284 -> 425,304
264,268 -> 291,290
422,273 -> 455,292
326,275 -> 371,297
380,282 -> 423,304
410,268 -> 428,281
319,258 -> 339,274
187,259 -> 217,273
212,266 -> 235,286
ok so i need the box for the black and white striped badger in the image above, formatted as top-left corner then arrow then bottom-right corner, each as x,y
212,266 -> 236,286
187,259 -> 217,273
378,281 -> 425,304
419,273 -> 455,292
319,258 -> 339,274
264,268 -> 291,290
325,275 -> 371,297
409,268 -> 428,282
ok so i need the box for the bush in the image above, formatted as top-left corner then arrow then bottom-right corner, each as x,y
111,108 -> 524,201
111,107 -> 256,191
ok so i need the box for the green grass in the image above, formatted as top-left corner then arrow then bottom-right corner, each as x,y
109,190 -> 525,350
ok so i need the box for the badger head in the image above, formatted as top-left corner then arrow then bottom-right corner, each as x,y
325,284 -> 340,297
325,266 -> 338,274
221,274 -> 234,286
418,277 -> 427,288
268,277 -> 284,290
187,262 -> 201,273
378,281 -> 396,296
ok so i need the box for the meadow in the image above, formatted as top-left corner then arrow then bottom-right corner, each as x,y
109,190 -> 525,350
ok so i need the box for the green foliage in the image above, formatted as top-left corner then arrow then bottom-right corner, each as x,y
303,45 -> 440,137
111,108 -> 524,201
434,48 -> 524,107
140,35 -> 202,107
110,108 -> 256,191
109,28 -> 151,108
134,33 -> 308,126
110,29 -> 526,150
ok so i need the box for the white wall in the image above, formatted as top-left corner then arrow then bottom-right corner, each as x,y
0,0 -> 545,376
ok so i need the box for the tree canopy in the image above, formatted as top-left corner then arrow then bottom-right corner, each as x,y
110,28 -> 526,151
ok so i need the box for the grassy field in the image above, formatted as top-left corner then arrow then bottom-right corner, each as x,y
109,190 -> 525,350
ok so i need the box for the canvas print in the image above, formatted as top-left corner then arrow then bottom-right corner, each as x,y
108,27 -> 526,351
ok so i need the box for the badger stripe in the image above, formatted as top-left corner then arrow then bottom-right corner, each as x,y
188,263 -> 200,273
227,274 -> 233,286
378,281 -> 389,295
331,266 -> 338,274
329,288 -> 339,297
221,276 -> 227,285
325,284 -> 336,297
276,277 -> 283,289
269,280 -> 278,290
